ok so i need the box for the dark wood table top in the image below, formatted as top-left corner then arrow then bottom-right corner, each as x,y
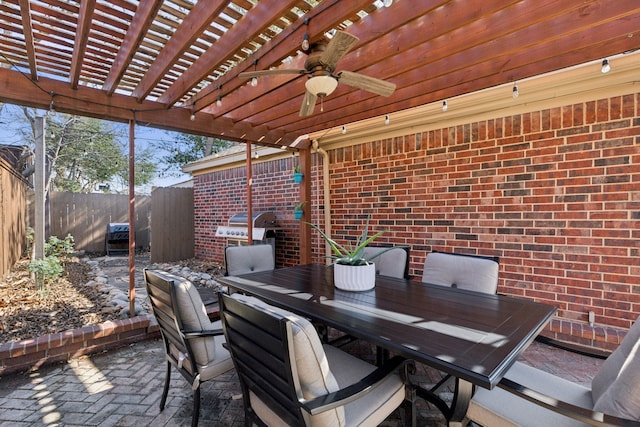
218,263 -> 556,390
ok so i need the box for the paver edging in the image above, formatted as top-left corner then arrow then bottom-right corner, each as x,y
0,314 -> 160,376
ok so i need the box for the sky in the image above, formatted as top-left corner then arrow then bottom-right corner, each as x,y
0,103 -> 191,193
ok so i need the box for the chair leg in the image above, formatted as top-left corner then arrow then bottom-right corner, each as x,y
160,361 -> 171,411
403,385 -> 417,427
191,386 -> 201,427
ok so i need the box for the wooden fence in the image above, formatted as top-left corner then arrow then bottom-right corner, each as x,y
0,158 -> 28,277
48,192 -> 151,254
150,187 -> 194,263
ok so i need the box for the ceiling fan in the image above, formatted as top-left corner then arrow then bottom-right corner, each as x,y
239,31 -> 396,117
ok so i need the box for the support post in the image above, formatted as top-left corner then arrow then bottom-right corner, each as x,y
128,119 -> 136,317
246,141 -> 253,245
34,116 -> 45,263
299,147 -> 312,264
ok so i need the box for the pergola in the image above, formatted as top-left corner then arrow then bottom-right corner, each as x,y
0,1 -> 638,147
1,0 -> 639,313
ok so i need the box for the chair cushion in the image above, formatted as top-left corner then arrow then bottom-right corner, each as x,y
467,361 -> 593,427
421,251 -> 498,293
149,270 -> 219,368
230,294 -> 344,426
363,246 -> 408,279
225,245 -> 275,276
591,316 -> 640,420
324,344 -> 405,426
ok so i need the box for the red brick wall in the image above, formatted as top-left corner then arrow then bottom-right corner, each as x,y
194,157 -> 305,267
193,92 -> 640,350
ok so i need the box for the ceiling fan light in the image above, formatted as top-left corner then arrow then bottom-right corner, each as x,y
305,75 -> 338,97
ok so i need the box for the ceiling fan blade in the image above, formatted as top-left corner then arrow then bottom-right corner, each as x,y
299,91 -> 318,117
320,31 -> 359,70
336,70 -> 396,97
239,69 -> 305,79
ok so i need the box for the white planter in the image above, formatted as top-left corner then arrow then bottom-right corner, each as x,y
333,263 -> 376,291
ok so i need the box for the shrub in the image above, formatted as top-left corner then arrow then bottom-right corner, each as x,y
26,233 -> 75,290
28,256 -> 64,288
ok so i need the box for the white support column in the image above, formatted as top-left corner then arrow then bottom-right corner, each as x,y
34,116 -> 45,261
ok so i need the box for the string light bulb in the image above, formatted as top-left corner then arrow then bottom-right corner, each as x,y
383,0 -> 393,6
341,125 -> 346,134
216,84 -> 223,107
301,18 -> 310,51
512,82 -> 519,99
49,92 -> 56,116
601,58 -> 611,74
251,76 -> 258,87
385,115 -> 390,125
442,100 -> 448,112
190,106 -> 196,121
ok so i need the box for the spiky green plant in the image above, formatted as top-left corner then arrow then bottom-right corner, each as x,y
308,215 -> 394,266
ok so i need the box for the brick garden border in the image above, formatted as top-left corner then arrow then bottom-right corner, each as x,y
0,315 -> 160,376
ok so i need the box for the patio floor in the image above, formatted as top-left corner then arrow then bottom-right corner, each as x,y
0,336 -> 604,427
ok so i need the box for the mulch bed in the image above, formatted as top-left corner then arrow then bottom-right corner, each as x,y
0,258 -> 120,343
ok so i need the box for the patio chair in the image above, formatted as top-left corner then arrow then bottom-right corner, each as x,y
466,315 -> 640,426
219,292 -> 417,426
421,250 -> 499,294
417,251 -> 499,402
224,244 -> 274,276
143,269 -> 234,427
363,245 -> 411,279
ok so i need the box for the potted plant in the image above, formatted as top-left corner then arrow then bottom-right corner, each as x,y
293,164 -> 303,184
308,215 -> 393,291
293,201 -> 306,220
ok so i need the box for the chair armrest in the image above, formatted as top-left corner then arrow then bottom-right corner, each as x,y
300,356 -> 411,415
499,377 -> 640,427
182,328 -> 224,339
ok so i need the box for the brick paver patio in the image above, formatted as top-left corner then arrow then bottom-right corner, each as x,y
0,336 -> 604,427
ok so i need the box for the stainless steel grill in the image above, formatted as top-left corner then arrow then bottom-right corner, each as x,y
216,211 -> 277,248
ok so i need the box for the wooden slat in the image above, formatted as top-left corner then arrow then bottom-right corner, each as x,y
104,0 -> 163,95
70,0 -> 96,89
133,0 -> 232,102
158,0 -> 301,105
17,0 -> 37,80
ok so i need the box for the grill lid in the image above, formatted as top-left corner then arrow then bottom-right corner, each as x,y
228,211 -> 276,228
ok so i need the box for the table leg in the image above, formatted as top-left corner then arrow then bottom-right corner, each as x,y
448,378 -> 474,426
414,377 -> 474,427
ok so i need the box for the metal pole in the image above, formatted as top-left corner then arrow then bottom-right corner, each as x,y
34,116 -> 45,263
128,119 -> 136,317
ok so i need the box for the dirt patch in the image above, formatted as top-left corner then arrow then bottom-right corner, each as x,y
0,258 -> 120,343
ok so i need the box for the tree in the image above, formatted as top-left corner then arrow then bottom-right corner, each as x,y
153,133 -> 233,175
15,107 -> 157,193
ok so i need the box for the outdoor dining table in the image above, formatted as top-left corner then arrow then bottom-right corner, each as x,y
217,263 -> 556,426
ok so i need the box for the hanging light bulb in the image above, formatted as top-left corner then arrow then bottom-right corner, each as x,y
301,18 -> 310,51
385,115 -> 390,125
601,59 -> 611,73
251,76 -> 258,87
442,100 -> 448,112
512,82 -> 519,99
216,84 -> 223,107
341,125 -> 346,134
49,92 -> 56,116
383,0 -> 393,7
190,106 -> 196,121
